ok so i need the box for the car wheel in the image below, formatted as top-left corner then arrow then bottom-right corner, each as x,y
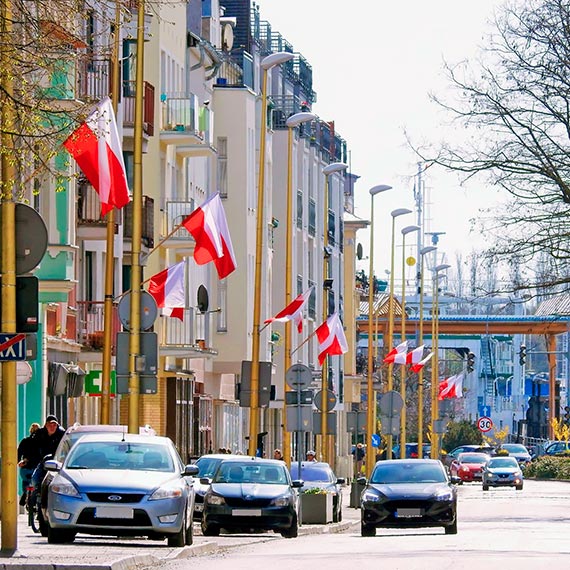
516,484 -> 523,491
185,513 -> 194,546
38,510 -> 49,537
167,516 -> 186,547
361,522 -> 376,537
281,514 -> 298,538
201,520 -> 220,537
47,524 -> 76,544
445,519 -> 458,535
482,484 -> 489,491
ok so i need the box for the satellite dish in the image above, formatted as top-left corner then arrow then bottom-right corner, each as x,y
356,243 -> 363,260
222,23 -> 234,51
197,285 -> 209,313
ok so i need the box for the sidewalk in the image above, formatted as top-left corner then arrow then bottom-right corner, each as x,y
0,491 -> 360,569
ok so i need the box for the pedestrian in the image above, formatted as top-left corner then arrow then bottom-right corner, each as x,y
273,448 -> 285,461
353,443 -> 365,476
306,450 -> 317,462
17,422 -> 41,505
30,415 -> 65,487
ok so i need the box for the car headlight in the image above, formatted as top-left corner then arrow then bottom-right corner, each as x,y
204,493 -> 226,506
51,479 -> 81,498
149,483 -> 184,501
434,489 -> 453,501
361,489 -> 383,502
271,495 -> 292,507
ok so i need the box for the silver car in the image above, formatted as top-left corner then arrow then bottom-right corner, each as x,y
482,456 -> 523,490
44,433 -> 198,546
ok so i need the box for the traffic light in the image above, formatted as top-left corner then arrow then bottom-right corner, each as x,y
467,352 -> 475,373
519,345 -> 527,366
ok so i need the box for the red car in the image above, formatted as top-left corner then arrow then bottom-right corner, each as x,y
449,452 -> 490,483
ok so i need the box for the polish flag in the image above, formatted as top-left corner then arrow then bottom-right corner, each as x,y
410,352 -> 434,373
438,374 -> 464,400
148,261 -> 186,321
182,193 -> 237,279
63,97 -> 130,216
406,345 -> 425,365
264,287 -> 314,333
383,341 -> 409,364
316,313 -> 348,366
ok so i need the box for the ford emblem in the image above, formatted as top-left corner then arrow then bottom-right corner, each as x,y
108,495 -> 122,501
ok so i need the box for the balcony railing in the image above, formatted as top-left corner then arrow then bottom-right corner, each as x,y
77,177 -> 122,226
76,57 -> 112,102
77,301 -> 121,353
164,200 -> 196,239
160,93 -> 213,145
124,196 -> 154,248
123,80 -> 155,136
163,309 -> 195,347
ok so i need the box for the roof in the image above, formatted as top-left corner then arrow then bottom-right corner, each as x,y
359,294 -> 402,317
535,294 -> 570,316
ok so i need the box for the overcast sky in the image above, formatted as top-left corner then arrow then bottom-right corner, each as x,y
255,0 -> 506,279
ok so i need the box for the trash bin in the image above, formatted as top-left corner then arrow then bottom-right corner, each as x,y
349,479 -> 365,508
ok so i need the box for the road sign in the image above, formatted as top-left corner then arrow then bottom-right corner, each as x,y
378,390 -> 404,416
347,411 -> 367,434
286,406 -> 313,432
478,404 -> 491,418
477,416 -> 493,432
285,364 -> 312,389
0,333 -> 26,361
379,415 -> 400,436
285,390 -> 313,405
371,434 -> 381,448
118,291 -> 158,331
312,411 -> 337,435
314,389 -> 337,412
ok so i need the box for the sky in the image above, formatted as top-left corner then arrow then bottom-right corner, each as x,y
254,0 -> 506,281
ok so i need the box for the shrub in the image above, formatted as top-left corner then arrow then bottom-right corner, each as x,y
441,420 -> 483,452
524,456 -> 570,479
302,487 -> 328,494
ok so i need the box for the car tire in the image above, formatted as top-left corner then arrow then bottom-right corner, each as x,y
201,520 -> 220,537
482,484 -> 489,491
281,514 -> 298,538
38,510 -> 49,537
445,519 -> 458,535
185,513 -> 194,546
516,484 -> 523,491
167,516 -> 186,548
361,522 -> 376,537
47,524 -> 76,544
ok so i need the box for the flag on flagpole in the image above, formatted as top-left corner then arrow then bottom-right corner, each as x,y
264,287 -> 314,333
315,313 -> 348,365
182,193 -> 237,279
383,341 -> 409,364
410,352 -> 433,373
406,345 -> 425,365
438,374 -> 464,400
148,261 -> 186,321
63,97 -> 130,216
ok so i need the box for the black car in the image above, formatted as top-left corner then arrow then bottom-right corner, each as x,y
200,457 -> 301,538
289,461 -> 345,522
359,459 -> 458,537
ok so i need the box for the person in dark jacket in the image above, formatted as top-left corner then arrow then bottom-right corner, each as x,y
31,415 -> 65,487
17,422 -> 41,505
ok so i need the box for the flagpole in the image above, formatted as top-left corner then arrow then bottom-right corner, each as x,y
290,328 -> 318,357
100,0 -> 122,425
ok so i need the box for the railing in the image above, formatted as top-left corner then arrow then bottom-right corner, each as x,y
164,199 -> 196,239
76,57 -> 112,102
77,301 -> 121,353
163,309 -> 196,347
216,52 -> 253,89
160,92 -> 213,145
123,80 -> 155,136
77,178 -> 122,225
124,195 -> 154,248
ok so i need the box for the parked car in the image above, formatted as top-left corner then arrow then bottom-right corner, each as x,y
200,457 -> 301,538
542,441 -> 570,457
288,461 -> 345,522
482,456 -> 523,490
192,453 -> 244,521
392,443 -> 431,459
43,433 -> 198,546
449,452 -> 490,483
359,459 -> 458,537
496,443 -> 532,466
441,445 -> 494,468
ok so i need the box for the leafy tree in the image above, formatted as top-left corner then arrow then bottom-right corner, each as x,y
441,419 -> 483,452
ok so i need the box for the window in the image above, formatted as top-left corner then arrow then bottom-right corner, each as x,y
217,279 -> 227,332
296,189 -> 303,228
217,137 -> 228,197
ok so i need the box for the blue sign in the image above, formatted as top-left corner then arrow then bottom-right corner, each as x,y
0,333 -> 26,361
478,404 -> 491,418
371,434 -> 381,448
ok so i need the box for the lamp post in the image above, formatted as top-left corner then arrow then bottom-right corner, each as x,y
249,51 -> 295,456
398,225 -> 420,458
320,161 -> 347,464
430,263 -> 450,459
417,246 -> 437,455
365,184 -> 393,476
385,208 -> 412,459
283,112 -> 316,464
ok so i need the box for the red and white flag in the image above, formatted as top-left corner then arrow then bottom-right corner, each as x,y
438,374 -> 464,400
406,345 -> 425,365
383,341 -> 409,364
182,193 -> 237,279
63,97 -> 130,216
410,352 -> 433,373
315,313 -> 348,366
264,287 -> 314,333
148,261 -> 185,321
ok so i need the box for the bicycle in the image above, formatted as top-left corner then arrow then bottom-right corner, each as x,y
26,483 -> 43,534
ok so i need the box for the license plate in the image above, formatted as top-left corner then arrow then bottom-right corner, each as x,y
232,509 -> 261,516
396,508 -> 422,518
194,504 -> 203,512
95,506 -> 134,519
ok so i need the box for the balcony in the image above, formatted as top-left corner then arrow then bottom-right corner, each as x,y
123,80 -> 155,137
124,196 -> 154,248
161,308 -> 217,358
77,178 -> 122,226
160,200 -> 196,249
77,301 -> 120,353
76,57 -> 112,103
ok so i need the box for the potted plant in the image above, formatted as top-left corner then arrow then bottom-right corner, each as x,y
300,488 -> 333,524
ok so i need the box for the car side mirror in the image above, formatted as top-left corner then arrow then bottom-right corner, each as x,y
356,476 -> 367,485
200,477 -> 212,485
44,459 -> 61,472
336,477 -> 346,485
183,464 -> 199,477
450,476 -> 462,485
291,479 -> 304,488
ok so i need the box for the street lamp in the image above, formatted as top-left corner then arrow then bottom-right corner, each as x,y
365,184 -> 393,476
283,112 -> 316,464
417,246 -> 436,454
430,263 -> 450,459
398,225 -> 420,458
249,51 -> 295,456
385,207 -> 412,459
320,161 -> 348,464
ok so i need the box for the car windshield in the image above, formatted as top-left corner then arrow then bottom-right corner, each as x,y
195,457 -> 223,478
66,441 -> 174,472
488,457 -> 518,468
459,453 -> 489,464
502,444 -> 528,453
289,464 -> 334,482
213,462 -> 288,484
370,462 -> 447,484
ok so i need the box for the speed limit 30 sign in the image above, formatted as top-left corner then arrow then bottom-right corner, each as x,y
477,416 -> 493,432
